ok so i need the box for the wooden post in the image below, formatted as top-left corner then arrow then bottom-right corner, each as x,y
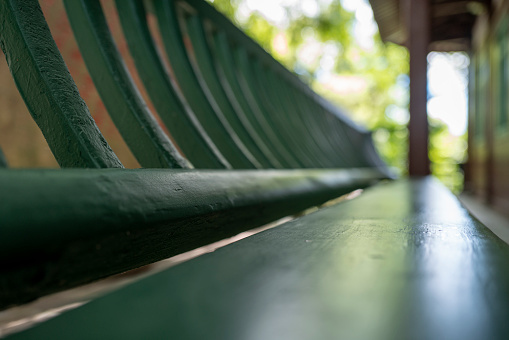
408,0 -> 431,176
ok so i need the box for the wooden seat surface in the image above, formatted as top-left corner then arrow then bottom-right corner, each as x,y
8,177 -> 509,340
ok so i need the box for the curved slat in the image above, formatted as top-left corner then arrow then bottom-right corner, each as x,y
247,57 -> 316,167
295,93 -> 353,167
176,0 -> 389,170
64,0 -> 191,169
233,47 -> 304,168
0,0 -> 122,168
180,0 -> 324,114
313,104 -> 368,167
184,14 -> 274,168
153,0 -> 259,169
293,84 -> 370,167
212,32 -> 287,168
272,75 -> 338,167
319,108 -> 367,167
115,0 -> 230,169
179,0 -> 374,164
259,65 -> 330,167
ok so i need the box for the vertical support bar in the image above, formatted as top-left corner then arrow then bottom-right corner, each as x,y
408,0 -> 430,176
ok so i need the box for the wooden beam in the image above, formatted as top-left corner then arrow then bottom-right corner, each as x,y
408,0 -> 431,176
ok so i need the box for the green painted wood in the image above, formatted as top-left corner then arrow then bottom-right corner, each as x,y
184,14 -> 273,168
248,59 -> 318,168
213,33 -> 290,168
295,93 -> 354,167
0,148 -> 7,168
114,0 -> 230,169
0,0 -> 122,168
321,110 -> 366,167
259,65 -> 330,167
253,63 -> 318,167
174,0 -> 386,170
178,0 -> 328,115
0,167 -> 384,309
153,0 -> 258,169
291,91 -> 359,168
210,32 -> 283,168
171,0 -> 387,170
234,47 -> 304,168
8,178 -> 509,340
270,75 -> 340,167
64,0 -> 190,169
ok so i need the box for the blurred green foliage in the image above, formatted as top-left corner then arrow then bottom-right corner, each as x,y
429,118 -> 468,193
208,0 -> 467,192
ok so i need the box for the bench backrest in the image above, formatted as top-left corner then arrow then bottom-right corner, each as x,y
0,0 -> 390,309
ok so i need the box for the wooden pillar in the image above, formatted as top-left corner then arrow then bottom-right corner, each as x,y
408,0 -> 431,176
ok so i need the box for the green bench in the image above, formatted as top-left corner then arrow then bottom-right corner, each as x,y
2,0 -> 509,339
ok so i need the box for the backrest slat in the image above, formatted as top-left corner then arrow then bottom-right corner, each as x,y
233,47 -> 304,167
248,55 -> 318,167
259,64 -> 331,167
0,0 -> 123,168
212,32 -> 288,168
297,95 -> 352,167
115,0 -> 230,169
153,0 -> 260,169
253,62 -> 319,167
268,71 -> 336,167
184,14 -> 274,168
64,0 -> 190,169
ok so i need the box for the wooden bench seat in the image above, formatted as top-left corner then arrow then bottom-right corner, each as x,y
2,0 -> 509,339
6,177 -> 509,340
0,167 -> 383,308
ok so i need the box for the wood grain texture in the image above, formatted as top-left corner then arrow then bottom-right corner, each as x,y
7,177 -> 509,339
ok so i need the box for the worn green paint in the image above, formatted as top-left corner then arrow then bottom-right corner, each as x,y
115,0 -> 230,169
184,14 -> 273,168
0,168 -> 385,309
0,148 -> 7,167
64,0 -> 190,169
210,32 -> 284,168
295,93 -> 353,167
181,0 -> 320,104
8,178 -> 509,340
234,47 -> 304,167
170,0 -> 380,169
153,0 -> 259,169
269,73 -> 339,167
213,33 -> 292,167
0,0 -> 122,168
256,63 -> 325,167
